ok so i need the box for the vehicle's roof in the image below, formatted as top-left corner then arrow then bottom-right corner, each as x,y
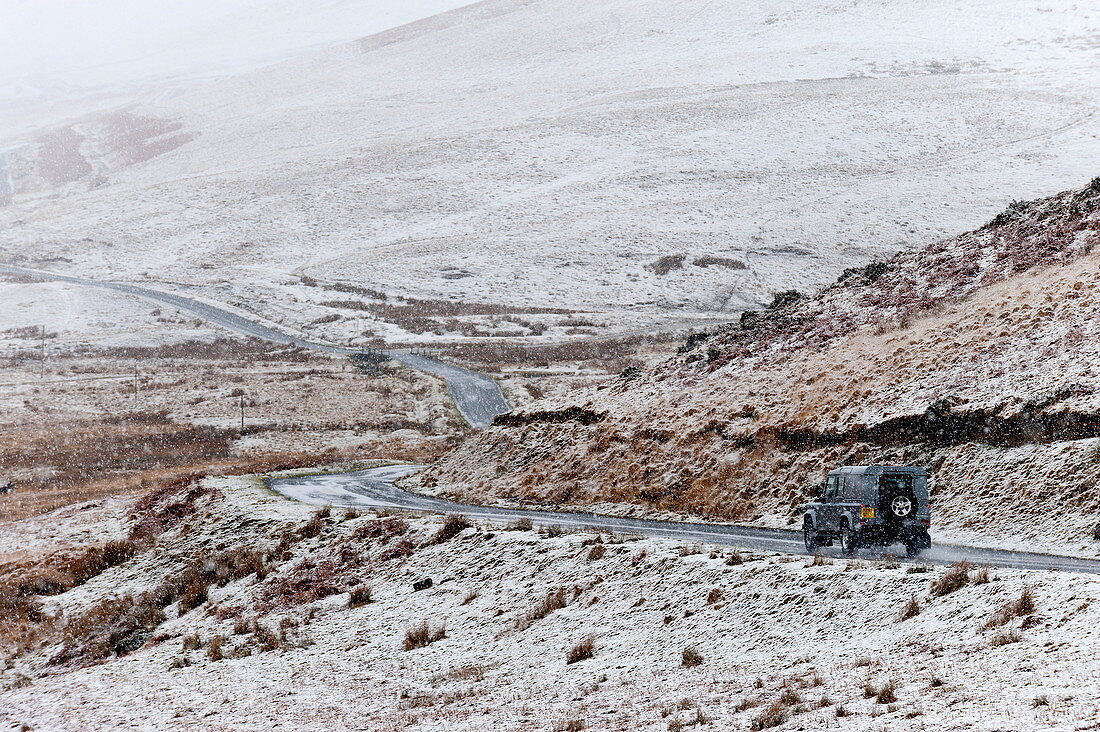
830,465 -> 927,476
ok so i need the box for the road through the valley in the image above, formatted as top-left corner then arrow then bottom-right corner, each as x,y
10,265 -> 1100,574
268,464 -> 1100,575
0,265 -> 509,428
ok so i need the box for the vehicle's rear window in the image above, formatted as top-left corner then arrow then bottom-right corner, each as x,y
879,474 -> 913,492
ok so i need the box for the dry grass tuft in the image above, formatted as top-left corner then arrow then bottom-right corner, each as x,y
297,510 -> 328,540
681,645 -> 704,667
430,514 -> 472,545
991,629 -> 1022,647
897,596 -> 921,621
348,584 -> 372,608
778,688 -> 802,706
586,544 -> 606,561
566,635 -> 595,664
1014,586 -> 1036,616
982,587 -> 1037,631
554,720 -> 586,732
431,664 -> 489,684
207,634 -> 225,662
930,561 -> 970,597
875,679 -> 897,704
516,588 -> 569,630
971,565 -> 993,585
505,517 -> 533,531
751,701 -> 787,730
404,621 -> 446,650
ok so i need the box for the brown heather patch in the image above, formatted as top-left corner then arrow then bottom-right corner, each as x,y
94,337 -> 311,362
0,419 -> 237,494
50,594 -> 166,666
257,516 -> 417,611
681,645 -> 704,667
350,516 -> 410,541
0,539 -> 139,600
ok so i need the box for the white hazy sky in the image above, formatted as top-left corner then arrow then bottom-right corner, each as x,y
0,0 -> 478,92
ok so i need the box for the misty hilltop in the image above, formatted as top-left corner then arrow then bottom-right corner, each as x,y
1,0 -> 1099,342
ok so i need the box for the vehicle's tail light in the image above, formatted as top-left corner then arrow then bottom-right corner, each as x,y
860,505 -> 875,519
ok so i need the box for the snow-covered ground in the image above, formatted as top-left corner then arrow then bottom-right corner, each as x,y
1,0 -> 1098,343
2,474 -> 1099,730
0,280 -> 221,350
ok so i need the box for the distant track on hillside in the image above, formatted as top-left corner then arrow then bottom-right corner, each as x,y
0,265 -> 509,429
270,464 -> 1100,575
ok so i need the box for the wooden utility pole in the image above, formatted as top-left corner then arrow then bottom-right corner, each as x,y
239,393 -> 245,431
39,325 -> 45,378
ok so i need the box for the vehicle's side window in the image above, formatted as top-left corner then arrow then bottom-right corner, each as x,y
824,476 -> 839,499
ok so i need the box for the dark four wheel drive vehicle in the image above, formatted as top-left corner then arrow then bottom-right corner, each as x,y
801,465 -> 931,557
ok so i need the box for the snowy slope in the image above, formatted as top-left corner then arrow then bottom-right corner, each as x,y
422,179 -> 1100,557
1,0 -> 1098,340
3,474 -> 1099,730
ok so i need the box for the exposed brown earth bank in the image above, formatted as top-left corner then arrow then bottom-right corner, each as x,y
418,180 -> 1100,554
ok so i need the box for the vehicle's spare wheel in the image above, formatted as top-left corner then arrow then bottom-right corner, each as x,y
886,493 -> 914,519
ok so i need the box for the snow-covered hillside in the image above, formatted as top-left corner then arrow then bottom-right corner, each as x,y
1,0 -> 1098,342
4,473 -> 1098,730
421,179 -> 1100,557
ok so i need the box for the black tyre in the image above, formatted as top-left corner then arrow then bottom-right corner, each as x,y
803,518 -> 818,554
905,531 -> 931,557
840,519 -> 860,556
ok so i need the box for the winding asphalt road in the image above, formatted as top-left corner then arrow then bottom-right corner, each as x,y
0,265 -> 509,428
267,464 -> 1100,575
9,264 -> 1100,574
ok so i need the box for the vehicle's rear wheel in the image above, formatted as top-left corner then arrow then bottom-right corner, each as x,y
905,531 -> 931,557
840,519 -> 860,556
803,518 -> 818,554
